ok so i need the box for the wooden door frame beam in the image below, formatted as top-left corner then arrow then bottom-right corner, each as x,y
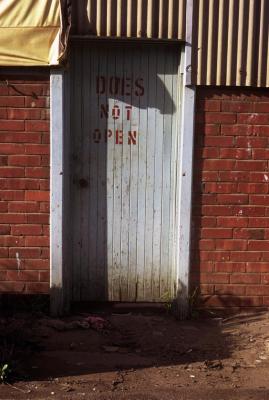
176,0 -> 196,319
50,69 -> 66,316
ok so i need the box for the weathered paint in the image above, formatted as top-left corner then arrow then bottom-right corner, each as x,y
68,41 -> 182,302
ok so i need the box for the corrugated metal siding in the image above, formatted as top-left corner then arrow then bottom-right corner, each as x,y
71,1 -> 269,87
191,0 -> 269,87
71,0 -> 186,40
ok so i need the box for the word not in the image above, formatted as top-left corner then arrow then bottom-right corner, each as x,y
92,129 -> 137,145
96,76 -> 144,97
100,104 -> 133,120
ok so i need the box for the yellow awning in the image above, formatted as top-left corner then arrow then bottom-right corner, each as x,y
0,0 -> 69,66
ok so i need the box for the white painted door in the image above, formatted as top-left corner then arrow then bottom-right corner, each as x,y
69,42 -> 182,302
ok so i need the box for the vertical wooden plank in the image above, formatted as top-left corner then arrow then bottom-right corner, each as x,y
71,44 -> 83,301
119,46 -> 132,301
106,46 -> 116,301
80,42 -> 91,300
127,45 -> 140,301
112,46 -> 124,300
144,46 -> 157,300
169,49 -> 181,300
96,46 -> 108,300
88,43 -> 99,300
160,46 -> 174,300
152,46 -> 165,300
136,46 -> 149,300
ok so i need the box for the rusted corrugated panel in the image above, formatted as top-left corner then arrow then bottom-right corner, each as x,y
191,0 -> 269,87
71,0 -> 186,40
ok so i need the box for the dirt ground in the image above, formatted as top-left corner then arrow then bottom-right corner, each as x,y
0,308 -> 269,400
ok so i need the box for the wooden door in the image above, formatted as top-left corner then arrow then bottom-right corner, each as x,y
69,42 -> 182,302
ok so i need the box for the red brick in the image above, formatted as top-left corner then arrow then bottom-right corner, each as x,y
0,259 -> 17,269
220,148 -> 251,159
248,218 -> 269,227
0,132 -> 41,143
0,282 -> 26,292
6,270 -> 39,282
39,271 -> 49,282
200,273 -> 230,284
204,136 -> 234,147
221,101 -> 253,113
236,137 -> 268,148
0,97 -> 24,107
8,84 -> 49,97
11,225 -> 42,236
249,172 -> 269,183
252,149 -> 269,160
25,121 -> 49,132
214,284 -> 246,296
25,236 -> 49,247
8,202 -> 39,213
25,167 -> 49,178
202,205 -> 234,216
200,251 -> 230,261
249,195 -> 269,205
0,144 -> 25,154
24,144 -> 49,154
215,262 -> 246,273
236,160 -> 267,171
230,252 -> 262,262
230,274 -> 260,284
248,241 -> 269,251
0,236 -> 24,247
0,178 -> 39,190
204,183 -> 237,194
217,194 -> 248,204
201,228 -> 232,239
237,113 -> 269,125
25,282 -> 49,293
0,156 -> 8,166
0,191 -> 24,201
0,120 -> 24,131
246,263 -> 269,273
0,225 -> 10,235
233,206 -> 266,217
253,103 -> 269,112
8,155 -> 40,166
221,124 -> 253,136
9,248 -> 41,258
25,191 -> 49,201
238,183 -> 268,194
0,214 -> 26,223
27,214 -> 49,224
0,202 -> 7,212
197,100 -> 221,111
253,125 -> 269,136
261,274 -> 269,284
0,248 -> 8,257
205,112 -> 236,124
233,228 -> 264,240
217,217 -> 248,228
219,171 -> 250,182
7,109 -> 41,120
246,286 -> 269,296
23,259 -> 49,269
215,239 -> 247,251
0,167 -> 24,178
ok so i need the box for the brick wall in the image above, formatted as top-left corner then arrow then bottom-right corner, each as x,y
0,75 -> 50,294
192,87 -> 269,310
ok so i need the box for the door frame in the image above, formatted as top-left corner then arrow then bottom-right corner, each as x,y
50,1 -> 195,316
